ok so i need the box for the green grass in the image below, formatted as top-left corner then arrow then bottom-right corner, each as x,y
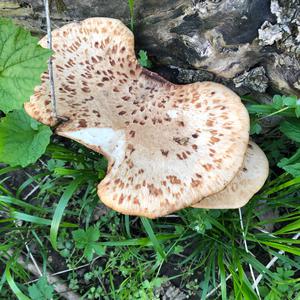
1,116 -> 300,299
0,6 -> 300,299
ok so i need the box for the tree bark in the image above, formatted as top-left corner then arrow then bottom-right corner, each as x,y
1,0 -> 299,96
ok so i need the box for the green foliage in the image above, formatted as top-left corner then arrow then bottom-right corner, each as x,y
248,94 -> 300,120
280,120 -> 300,142
72,226 -> 106,261
138,50 -> 152,68
0,19 -> 51,113
0,18 -> 53,168
0,17 -> 300,300
250,118 -> 262,135
28,277 -> 54,300
183,208 -> 221,234
0,109 -> 52,167
278,149 -> 300,178
260,266 -> 300,300
128,0 -> 135,31
247,94 -> 300,138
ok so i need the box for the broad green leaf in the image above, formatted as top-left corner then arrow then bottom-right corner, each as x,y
84,244 -> 94,261
0,110 -> 52,167
93,243 -> 106,256
28,277 -> 54,300
279,163 -> 300,178
282,95 -> 297,108
72,229 -> 86,248
0,19 -> 51,112
280,120 -> 300,142
278,149 -> 300,168
72,226 -> 105,261
247,104 -> 275,115
250,120 -> 262,135
273,95 -> 283,109
86,226 -> 100,242
278,149 -> 300,177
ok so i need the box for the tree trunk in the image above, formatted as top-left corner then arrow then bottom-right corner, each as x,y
1,0 -> 299,96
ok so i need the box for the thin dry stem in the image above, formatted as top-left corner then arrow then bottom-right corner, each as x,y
238,208 -> 261,299
43,0 -> 57,119
252,231 -> 300,289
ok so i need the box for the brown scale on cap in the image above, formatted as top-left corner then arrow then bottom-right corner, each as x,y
25,18 -> 250,218
192,141 -> 269,209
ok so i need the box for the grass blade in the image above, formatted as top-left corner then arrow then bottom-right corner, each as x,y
98,234 -> 178,247
201,250 -> 214,300
275,218 -> 300,234
140,217 -> 166,259
50,177 -> 84,250
5,263 -> 30,300
218,247 -> 227,300
128,0 -> 135,31
259,241 -> 300,256
0,196 -> 48,213
124,215 -> 131,238
11,211 -> 77,227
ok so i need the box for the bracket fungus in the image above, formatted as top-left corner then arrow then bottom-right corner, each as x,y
192,141 -> 269,209
25,17 -> 255,218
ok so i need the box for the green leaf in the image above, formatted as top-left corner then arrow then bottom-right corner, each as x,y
72,229 -> 87,249
0,18 -> 51,113
247,104 -> 275,115
295,105 -> 300,118
280,163 -> 300,178
72,226 -> 105,261
0,110 -> 52,167
278,149 -> 300,177
280,120 -> 300,142
84,244 -> 94,262
86,226 -> 100,242
138,50 -> 152,68
282,95 -> 297,108
250,119 -> 262,135
273,95 -> 283,109
28,277 -> 54,300
93,243 -> 106,256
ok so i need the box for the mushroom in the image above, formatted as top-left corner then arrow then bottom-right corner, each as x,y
192,141 -> 269,209
25,17 -> 250,218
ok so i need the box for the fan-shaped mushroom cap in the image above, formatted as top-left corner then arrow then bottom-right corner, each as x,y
192,141 -> 269,209
25,18 -> 250,218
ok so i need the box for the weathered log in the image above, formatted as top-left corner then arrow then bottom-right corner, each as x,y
0,0 -> 299,96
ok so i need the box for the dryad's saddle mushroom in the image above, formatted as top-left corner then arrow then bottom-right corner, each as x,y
25,18 -> 252,218
192,141 -> 269,209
